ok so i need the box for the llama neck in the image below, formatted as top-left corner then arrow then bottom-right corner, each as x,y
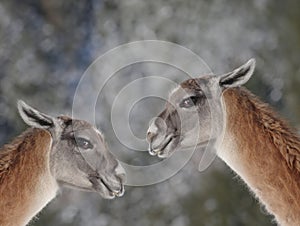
218,87 -> 300,226
0,128 -> 58,226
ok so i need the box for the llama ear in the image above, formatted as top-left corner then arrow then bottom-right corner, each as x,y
219,58 -> 255,88
17,100 -> 54,129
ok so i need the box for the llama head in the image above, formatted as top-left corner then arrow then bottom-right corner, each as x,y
147,59 -> 255,158
17,100 -> 125,199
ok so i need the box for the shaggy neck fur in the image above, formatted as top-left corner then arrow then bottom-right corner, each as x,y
218,87 -> 300,226
0,128 -> 58,226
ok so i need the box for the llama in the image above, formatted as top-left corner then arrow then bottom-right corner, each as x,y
146,59 -> 300,226
0,101 -> 126,226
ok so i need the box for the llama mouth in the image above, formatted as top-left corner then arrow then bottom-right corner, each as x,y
100,178 -> 124,198
90,175 -> 124,198
149,135 -> 178,157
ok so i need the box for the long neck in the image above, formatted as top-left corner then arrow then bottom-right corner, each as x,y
0,128 -> 58,226
218,87 -> 300,226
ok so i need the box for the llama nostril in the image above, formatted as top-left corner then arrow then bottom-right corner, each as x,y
114,163 -> 126,183
116,173 -> 126,184
147,131 -> 156,142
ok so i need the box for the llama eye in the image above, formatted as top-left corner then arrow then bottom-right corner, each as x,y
75,137 -> 93,150
179,96 -> 200,108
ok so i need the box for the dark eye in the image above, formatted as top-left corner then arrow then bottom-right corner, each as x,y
75,137 -> 93,150
179,96 -> 201,108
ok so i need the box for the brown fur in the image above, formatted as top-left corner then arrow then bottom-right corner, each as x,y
181,78 -> 201,90
223,87 -> 300,226
181,77 -> 209,91
0,128 -> 52,226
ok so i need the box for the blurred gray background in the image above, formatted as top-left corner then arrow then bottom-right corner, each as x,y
0,0 -> 300,226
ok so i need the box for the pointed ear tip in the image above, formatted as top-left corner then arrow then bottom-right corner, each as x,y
17,100 -> 25,110
17,100 -> 31,110
17,99 -> 23,105
247,58 -> 256,67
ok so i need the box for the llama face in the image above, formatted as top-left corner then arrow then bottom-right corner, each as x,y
18,101 -> 125,199
147,59 -> 256,158
52,117 -> 125,199
147,77 -> 217,158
